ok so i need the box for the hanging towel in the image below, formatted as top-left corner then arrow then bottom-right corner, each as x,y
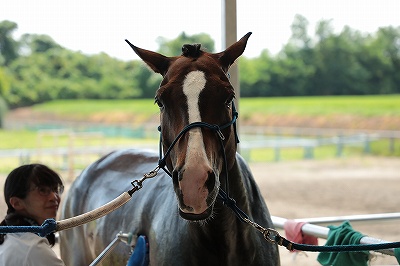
394,248 -> 400,264
284,220 -> 318,252
317,221 -> 369,266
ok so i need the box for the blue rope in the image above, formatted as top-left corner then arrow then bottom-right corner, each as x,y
0,219 -> 56,237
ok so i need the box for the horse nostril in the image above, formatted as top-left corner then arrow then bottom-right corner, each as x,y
205,171 -> 216,192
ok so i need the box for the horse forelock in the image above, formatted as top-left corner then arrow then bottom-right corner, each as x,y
182,43 -> 202,58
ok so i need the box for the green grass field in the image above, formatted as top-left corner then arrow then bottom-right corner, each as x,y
30,94 -> 400,118
32,99 -> 159,119
240,95 -> 400,116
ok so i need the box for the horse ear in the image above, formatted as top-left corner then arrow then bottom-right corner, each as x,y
217,32 -> 252,73
125,39 -> 171,76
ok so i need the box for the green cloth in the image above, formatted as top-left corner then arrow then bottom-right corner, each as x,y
394,248 -> 400,264
317,221 -> 369,266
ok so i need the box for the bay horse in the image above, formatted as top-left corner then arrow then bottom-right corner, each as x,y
60,32 -> 280,265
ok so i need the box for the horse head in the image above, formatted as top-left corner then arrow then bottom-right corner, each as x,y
126,33 -> 251,221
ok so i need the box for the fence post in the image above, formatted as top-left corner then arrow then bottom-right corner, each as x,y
336,135 -> 343,157
363,134 -> 371,154
274,146 -> 280,162
389,137 -> 395,154
68,132 -> 74,181
303,146 -> 314,159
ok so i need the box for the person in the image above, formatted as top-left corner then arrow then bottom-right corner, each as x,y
0,163 -> 65,265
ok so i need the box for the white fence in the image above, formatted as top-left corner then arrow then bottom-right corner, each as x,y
240,126 -> 400,161
0,129 -> 157,179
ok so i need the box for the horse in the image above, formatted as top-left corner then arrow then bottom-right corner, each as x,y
60,32 -> 280,266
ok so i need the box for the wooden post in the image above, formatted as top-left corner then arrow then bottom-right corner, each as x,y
222,0 -> 239,151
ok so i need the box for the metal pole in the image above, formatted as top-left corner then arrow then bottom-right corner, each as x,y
272,216 -> 398,256
89,232 -> 132,266
89,235 -> 121,266
291,212 -> 400,226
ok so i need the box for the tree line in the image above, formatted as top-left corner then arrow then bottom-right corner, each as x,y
1,15 -> 399,111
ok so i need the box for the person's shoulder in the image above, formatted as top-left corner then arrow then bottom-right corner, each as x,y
10,232 -> 50,245
2,233 -> 64,266
25,235 -> 64,266
1,232 -> 44,247
0,233 -> 46,265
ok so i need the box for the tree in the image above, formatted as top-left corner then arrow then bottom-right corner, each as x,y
2,18 -> 400,107
0,95 -> 7,128
240,50 -> 272,96
0,20 -> 19,66
0,67 -> 11,96
311,22 -> 369,95
289,14 -> 312,49
358,26 -> 400,94
20,33 -> 62,54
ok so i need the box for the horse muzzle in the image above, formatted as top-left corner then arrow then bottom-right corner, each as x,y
172,167 -> 219,221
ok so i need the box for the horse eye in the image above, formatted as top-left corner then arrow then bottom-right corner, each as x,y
225,95 -> 235,108
154,98 -> 164,109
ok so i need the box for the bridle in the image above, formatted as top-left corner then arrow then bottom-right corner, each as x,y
156,101 -> 248,220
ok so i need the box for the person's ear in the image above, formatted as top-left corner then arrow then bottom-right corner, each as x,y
9,197 -> 25,211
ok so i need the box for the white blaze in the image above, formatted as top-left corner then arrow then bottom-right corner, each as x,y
180,70 -> 214,213
182,70 -> 207,164
183,71 -> 206,122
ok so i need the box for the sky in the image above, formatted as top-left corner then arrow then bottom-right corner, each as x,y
2,0 -> 400,60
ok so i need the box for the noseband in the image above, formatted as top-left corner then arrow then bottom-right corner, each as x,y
156,102 -> 248,220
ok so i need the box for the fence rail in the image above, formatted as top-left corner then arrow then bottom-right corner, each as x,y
242,126 -> 400,138
1,127 -> 399,175
240,126 -> 400,161
0,129 -> 158,179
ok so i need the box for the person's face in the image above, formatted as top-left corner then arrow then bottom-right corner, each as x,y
10,185 -> 62,225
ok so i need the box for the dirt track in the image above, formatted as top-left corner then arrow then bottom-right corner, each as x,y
1,156 -> 399,265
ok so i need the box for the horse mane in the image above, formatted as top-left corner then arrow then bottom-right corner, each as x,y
181,44 -> 202,58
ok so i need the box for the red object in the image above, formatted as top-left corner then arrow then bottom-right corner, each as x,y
284,220 -> 318,252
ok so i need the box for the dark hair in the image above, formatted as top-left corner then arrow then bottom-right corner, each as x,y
0,164 -> 64,246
